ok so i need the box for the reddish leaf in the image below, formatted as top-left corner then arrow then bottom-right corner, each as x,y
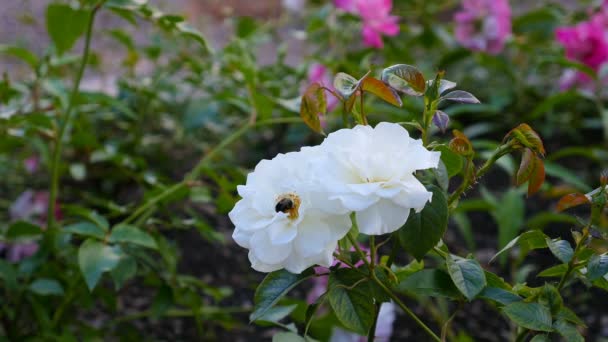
527,154 -> 545,196
504,123 -> 546,156
449,130 -> 474,157
360,77 -> 402,107
516,148 -> 535,186
556,193 -> 590,212
381,64 -> 426,95
300,82 -> 326,134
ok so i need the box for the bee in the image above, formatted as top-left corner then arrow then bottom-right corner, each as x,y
275,197 -> 294,213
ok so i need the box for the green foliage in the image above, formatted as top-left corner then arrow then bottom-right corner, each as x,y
397,185 -> 448,260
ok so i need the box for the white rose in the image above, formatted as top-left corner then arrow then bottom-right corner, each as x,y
229,147 -> 352,274
316,122 -> 440,235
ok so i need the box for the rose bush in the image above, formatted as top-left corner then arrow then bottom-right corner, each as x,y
0,0 -> 607,340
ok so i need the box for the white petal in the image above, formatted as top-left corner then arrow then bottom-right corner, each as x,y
249,251 -> 282,273
267,219 -> 298,244
356,199 -> 410,235
391,177 -> 433,212
294,216 -> 332,258
250,231 -> 291,265
331,192 -> 378,211
232,229 -> 253,248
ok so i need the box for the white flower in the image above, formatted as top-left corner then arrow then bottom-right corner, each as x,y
229,147 -> 351,274
316,122 -> 440,235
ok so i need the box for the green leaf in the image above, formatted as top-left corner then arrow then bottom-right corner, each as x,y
0,45 -> 39,68
502,302 -> 553,332
396,269 -> 460,298
78,239 -> 123,290
537,264 -> 568,278
0,260 -> 18,291
397,185 -> 448,260
253,304 -> 298,323
29,278 -> 64,296
327,268 -> 374,335
63,222 -> 107,240
556,307 -> 586,327
272,332 -> 318,342
46,4 -> 89,55
110,255 -> 137,289
105,0 -> 148,10
446,255 -> 487,301
529,335 -> 550,342
437,145 -> 463,178
553,319 -> 584,342
587,254 -> 608,281
538,284 -> 563,315
381,64 -> 426,95
250,269 -> 314,322
6,221 -> 42,240
108,224 -> 157,250
490,189 -> 525,265
546,238 -> 574,263
479,287 -> 522,305
490,230 -> 548,263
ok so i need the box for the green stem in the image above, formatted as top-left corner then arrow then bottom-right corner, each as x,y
557,227 -> 589,291
121,117 -> 302,225
448,142 -> 514,206
346,232 -> 371,270
368,303 -> 380,342
46,1 -> 105,240
370,272 -> 441,342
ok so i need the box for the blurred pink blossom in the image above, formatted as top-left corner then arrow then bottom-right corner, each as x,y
24,156 -> 39,174
334,0 -> 400,48
1,190 -> 61,262
307,63 -> 339,112
454,0 -> 511,55
307,246 -> 370,304
555,8 -> 608,90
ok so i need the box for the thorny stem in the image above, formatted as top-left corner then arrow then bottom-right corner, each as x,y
346,232 -> 372,270
121,117 -> 303,225
46,1 -> 105,242
448,142 -> 515,207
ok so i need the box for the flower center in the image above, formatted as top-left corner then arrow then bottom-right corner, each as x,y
275,193 -> 301,220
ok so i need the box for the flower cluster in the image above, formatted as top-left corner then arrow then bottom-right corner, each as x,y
555,3 -> 608,90
334,0 -> 400,48
453,0 -> 511,55
229,123 -> 440,273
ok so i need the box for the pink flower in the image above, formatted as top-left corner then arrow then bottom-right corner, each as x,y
2,190 -> 61,262
334,0 -> 400,48
555,8 -> 608,90
454,0 -> 511,55
307,63 -> 339,112
24,156 -> 39,174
